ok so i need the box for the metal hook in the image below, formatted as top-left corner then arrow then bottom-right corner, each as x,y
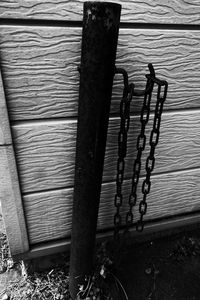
115,63 -> 157,97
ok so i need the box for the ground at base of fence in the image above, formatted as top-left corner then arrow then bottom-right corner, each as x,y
1,226 -> 200,299
117,229 -> 200,300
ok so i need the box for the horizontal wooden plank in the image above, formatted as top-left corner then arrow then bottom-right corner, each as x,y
0,69 -> 12,145
15,213 -> 200,260
12,110 -> 200,193
0,145 -> 29,254
1,0 -> 200,24
23,168 -> 200,244
1,27 -> 200,120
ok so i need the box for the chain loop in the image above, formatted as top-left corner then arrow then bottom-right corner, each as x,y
114,64 -> 168,237
125,71 -> 155,231
136,80 -> 168,231
114,69 -> 134,239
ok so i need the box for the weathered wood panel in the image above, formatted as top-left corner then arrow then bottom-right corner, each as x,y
1,27 -> 200,120
14,213 -> 200,260
12,110 -> 200,193
13,120 -> 76,192
23,168 -> 200,244
1,0 -> 200,24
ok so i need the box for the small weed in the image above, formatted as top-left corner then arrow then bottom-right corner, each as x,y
170,236 -> 200,262
0,233 -> 12,274
76,242 -> 128,300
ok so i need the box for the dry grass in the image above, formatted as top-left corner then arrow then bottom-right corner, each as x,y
0,236 -> 127,300
0,233 -> 71,300
6,266 -> 71,300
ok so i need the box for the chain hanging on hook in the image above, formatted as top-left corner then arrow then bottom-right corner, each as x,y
125,65 -> 155,230
114,64 -> 168,239
113,67 -> 134,240
136,78 -> 168,232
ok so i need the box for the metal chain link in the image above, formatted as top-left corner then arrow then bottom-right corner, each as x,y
125,72 -> 155,229
136,79 -> 168,232
113,68 -> 134,239
114,64 -> 168,237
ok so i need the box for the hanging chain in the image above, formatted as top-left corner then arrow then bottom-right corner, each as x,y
136,79 -> 168,232
113,68 -> 134,239
125,69 -> 155,229
114,64 -> 168,237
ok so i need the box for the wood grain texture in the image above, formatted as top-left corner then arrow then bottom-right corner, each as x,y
0,69 -> 12,145
12,120 -> 76,192
12,110 -> 200,193
1,0 -> 200,24
23,168 -> 200,244
0,146 -> 29,254
1,27 -> 200,119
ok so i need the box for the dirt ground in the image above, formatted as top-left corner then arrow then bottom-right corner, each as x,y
116,229 -> 200,300
1,205 -> 200,299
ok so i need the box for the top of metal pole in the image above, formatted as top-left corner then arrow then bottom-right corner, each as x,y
84,2 -> 121,8
83,1 -> 121,31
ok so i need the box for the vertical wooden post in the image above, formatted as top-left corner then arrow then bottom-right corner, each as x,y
0,69 -> 29,255
69,2 -> 121,298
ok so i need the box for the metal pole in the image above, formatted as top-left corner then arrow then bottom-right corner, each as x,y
69,2 -> 121,298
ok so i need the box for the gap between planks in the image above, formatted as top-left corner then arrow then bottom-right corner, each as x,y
10,107 -> 200,127
1,19 -> 200,31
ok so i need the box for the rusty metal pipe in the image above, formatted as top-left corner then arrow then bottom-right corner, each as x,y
69,2 -> 121,298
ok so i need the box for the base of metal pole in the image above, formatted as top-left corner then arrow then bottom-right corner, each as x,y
69,2 -> 121,299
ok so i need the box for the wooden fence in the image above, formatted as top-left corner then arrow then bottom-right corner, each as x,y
0,0 -> 200,257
